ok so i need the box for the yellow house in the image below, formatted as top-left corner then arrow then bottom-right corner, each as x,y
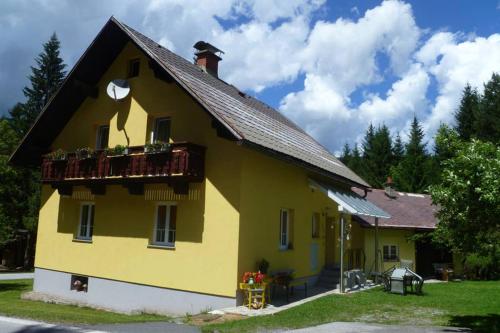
10,18 -> 409,315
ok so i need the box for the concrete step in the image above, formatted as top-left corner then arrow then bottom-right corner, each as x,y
317,276 -> 339,285
317,282 -> 340,289
320,270 -> 340,278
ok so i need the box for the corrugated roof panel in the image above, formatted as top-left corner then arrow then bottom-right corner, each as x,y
311,180 -> 391,219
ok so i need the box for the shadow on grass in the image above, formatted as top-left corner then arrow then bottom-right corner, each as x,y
0,282 -> 28,292
449,314 -> 500,333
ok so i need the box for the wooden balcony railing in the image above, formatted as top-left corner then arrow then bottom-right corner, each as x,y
41,142 -> 205,185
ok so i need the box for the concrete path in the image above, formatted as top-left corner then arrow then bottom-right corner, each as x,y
0,316 -> 200,333
287,322 -> 470,333
0,272 -> 34,280
86,322 -> 200,333
0,316 -> 105,333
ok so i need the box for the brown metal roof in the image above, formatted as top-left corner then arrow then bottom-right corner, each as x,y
353,188 -> 438,229
10,17 -> 369,188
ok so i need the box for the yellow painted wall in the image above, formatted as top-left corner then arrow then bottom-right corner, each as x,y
36,40 -> 419,300
36,42 -> 243,297
363,228 -> 416,272
236,147 -> 348,280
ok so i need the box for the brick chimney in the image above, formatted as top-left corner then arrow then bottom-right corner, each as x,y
193,41 -> 224,78
384,176 -> 397,199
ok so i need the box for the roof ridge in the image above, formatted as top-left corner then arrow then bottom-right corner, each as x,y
115,19 -> 369,187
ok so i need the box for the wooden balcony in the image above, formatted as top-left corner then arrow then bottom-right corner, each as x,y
41,142 -> 205,195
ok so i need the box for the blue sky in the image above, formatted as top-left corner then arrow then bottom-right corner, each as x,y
1,0 -> 499,152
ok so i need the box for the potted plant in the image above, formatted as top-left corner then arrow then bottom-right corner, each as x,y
144,142 -> 171,154
258,259 -> 270,274
105,144 -> 129,157
48,149 -> 67,161
76,147 -> 95,160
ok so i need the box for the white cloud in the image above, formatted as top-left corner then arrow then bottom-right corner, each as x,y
1,0 -> 499,154
358,63 -> 430,125
422,33 -> 500,136
280,0 -> 422,149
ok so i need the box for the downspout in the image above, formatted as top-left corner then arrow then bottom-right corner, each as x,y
339,205 -> 345,293
374,217 -> 379,282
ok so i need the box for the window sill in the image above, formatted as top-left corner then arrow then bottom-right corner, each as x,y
279,247 -> 293,252
148,244 -> 175,250
383,259 -> 399,262
72,238 -> 93,243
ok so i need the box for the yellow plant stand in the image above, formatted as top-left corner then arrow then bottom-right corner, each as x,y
240,282 -> 267,309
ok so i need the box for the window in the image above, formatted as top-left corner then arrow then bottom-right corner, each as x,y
70,275 -> 88,292
78,203 -> 95,240
151,118 -> 171,144
153,203 -> 177,247
128,58 -> 140,78
96,125 -> 109,150
383,245 -> 399,261
280,209 -> 293,250
311,212 -> 320,238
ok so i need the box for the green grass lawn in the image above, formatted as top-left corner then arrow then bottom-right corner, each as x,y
204,281 -> 500,333
0,279 -> 170,324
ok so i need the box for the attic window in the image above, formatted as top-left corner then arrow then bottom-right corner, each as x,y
128,58 -> 140,78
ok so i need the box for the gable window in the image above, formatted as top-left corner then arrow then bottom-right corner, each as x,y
128,58 -> 140,78
383,245 -> 399,261
152,117 -> 171,143
96,125 -> 109,150
280,209 -> 294,250
311,212 -> 320,238
153,203 -> 177,247
77,203 -> 95,241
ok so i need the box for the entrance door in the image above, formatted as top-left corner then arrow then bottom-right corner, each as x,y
325,217 -> 335,267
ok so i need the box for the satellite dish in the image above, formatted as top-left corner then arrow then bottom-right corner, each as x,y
106,79 -> 130,101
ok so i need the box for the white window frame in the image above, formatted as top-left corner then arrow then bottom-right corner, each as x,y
383,244 -> 399,262
279,209 -> 289,250
153,202 -> 177,247
95,125 -> 109,150
77,202 -> 95,241
150,117 -> 171,144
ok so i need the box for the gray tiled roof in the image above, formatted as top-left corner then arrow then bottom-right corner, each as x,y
353,188 -> 438,229
116,19 -> 369,187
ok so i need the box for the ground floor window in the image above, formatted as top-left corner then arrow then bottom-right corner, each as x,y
383,244 -> 399,261
77,203 -> 95,240
153,203 -> 177,246
279,209 -> 294,250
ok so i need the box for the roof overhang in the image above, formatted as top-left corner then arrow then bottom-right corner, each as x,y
310,179 -> 391,219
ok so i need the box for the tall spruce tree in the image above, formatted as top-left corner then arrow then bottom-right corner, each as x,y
475,73 -> 500,144
340,143 -> 351,165
392,116 -> 430,192
360,124 -> 393,188
15,33 -> 66,135
392,132 -> 404,164
455,84 -> 479,141
1,33 -> 66,267
348,144 -> 364,178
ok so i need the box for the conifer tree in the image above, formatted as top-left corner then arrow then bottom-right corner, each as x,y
1,33 -> 66,267
455,84 -> 479,141
392,132 -> 404,164
392,116 -> 430,192
340,143 -> 351,165
475,73 -> 500,144
348,144 -> 364,178
13,33 -> 66,135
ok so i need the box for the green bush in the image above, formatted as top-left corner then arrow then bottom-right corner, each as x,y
464,253 -> 499,280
